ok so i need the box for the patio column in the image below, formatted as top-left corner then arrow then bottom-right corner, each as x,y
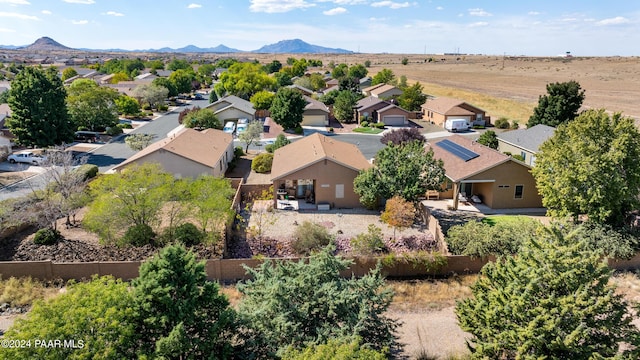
452,182 -> 460,210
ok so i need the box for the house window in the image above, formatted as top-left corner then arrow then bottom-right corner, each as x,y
531,155 -> 537,166
515,185 -> 524,199
335,184 -> 344,199
520,151 -> 526,161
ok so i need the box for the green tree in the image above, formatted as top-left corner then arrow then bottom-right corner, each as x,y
214,62 -> 276,100
331,63 -> 348,79
188,176 -> 234,238
456,227 -> 640,359
169,68 -> 196,94
270,87 -> 306,130
152,77 -> 178,97
115,95 -> 141,117
527,80 -> 585,127
397,82 -> 427,111
348,64 -> 368,79
283,339 -> 387,360
0,276 -> 135,360
333,90 -> 360,122
371,68 -> 395,86
166,58 -> 191,71
401,57 -> 409,65
274,71 -> 293,87
125,133 -> 155,151
67,78 -> 120,131
265,133 -> 291,153
238,121 -> 263,153
263,59 -> 282,74
237,245 -> 398,356
532,109 -> 640,225
308,73 -> 327,91
476,130 -> 498,149
7,67 -> 74,147
83,163 -> 174,243
131,84 -> 169,109
250,90 -> 275,110
61,67 -> 78,81
354,141 -> 446,208
131,244 -> 236,359
182,108 -> 221,130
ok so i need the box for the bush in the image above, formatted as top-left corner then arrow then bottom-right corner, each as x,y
251,153 -> 274,173
294,125 -> 304,134
511,120 -> 519,129
106,126 -> 123,136
372,122 -> 386,129
401,57 -> 409,65
283,339 -> 387,360
292,221 -> 333,255
512,154 -> 525,161
75,164 -> 99,180
117,123 -> 133,129
173,222 -> 205,246
234,146 -> 244,158
351,224 -> 385,255
157,104 -> 169,112
122,223 -> 156,246
360,121 -> 369,128
380,128 -> 425,146
33,228 -> 62,245
494,117 -> 510,129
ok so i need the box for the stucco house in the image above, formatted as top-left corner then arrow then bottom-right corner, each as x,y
112,128 -> 233,178
205,95 -> 255,122
422,97 -> 490,127
354,96 -> 411,126
362,83 -> 403,99
497,124 -> 555,166
427,135 -> 542,210
301,96 -> 330,126
271,133 -> 371,209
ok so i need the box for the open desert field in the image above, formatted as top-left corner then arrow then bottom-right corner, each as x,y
253,53 -> 640,123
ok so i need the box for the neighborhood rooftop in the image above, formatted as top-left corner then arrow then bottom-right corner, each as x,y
497,124 -> 556,153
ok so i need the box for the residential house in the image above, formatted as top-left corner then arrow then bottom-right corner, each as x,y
0,103 -> 11,126
288,84 -> 315,97
497,124 -> 555,166
205,95 -> 255,122
134,72 -> 158,83
112,128 -> 234,178
354,96 -> 411,126
301,96 -> 330,126
362,83 -> 403,99
155,70 -> 174,78
271,133 -> 372,209
421,96 -> 490,127
358,76 -> 372,91
427,135 -> 542,210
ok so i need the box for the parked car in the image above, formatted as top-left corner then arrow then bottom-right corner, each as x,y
236,123 -> 248,135
74,131 -> 100,143
8,151 -> 46,165
193,93 -> 204,100
237,118 -> 249,125
223,121 -> 236,134
444,119 -> 470,132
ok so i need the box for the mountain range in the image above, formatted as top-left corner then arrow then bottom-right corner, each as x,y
0,37 -> 353,54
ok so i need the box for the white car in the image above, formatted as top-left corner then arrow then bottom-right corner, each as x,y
223,121 -> 236,134
236,123 -> 248,135
8,152 -> 46,165
237,118 -> 249,125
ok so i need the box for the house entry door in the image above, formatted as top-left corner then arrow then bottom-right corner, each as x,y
297,179 -> 314,198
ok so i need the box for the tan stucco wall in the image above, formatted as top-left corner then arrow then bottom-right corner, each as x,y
497,141 -> 536,166
216,108 -> 254,122
274,159 -> 363,208
301,109 -> 329,126
379,107 -> 409,125
465,160 -> 542,208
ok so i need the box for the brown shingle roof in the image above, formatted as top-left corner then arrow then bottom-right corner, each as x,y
113,128 -> 232,171
303,95 -> 330,112
427,135 -> 511,182
271,133 -> 371,180
422,97 -> 478,116
369,84 -> 401,96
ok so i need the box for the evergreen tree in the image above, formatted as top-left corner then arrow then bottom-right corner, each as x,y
7,67 -> 74,147
527,80 -> 585,127
456,227 -> 640,359
476,130 -> 498,149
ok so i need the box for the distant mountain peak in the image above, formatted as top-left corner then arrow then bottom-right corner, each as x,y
20,36 -> 72,51
254,39 -> 352,54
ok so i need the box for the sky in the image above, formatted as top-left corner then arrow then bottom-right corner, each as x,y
0,0 -> 638,56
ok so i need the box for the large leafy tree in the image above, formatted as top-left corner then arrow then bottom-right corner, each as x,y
131,244 -> 236,359
214,62 -> 276,100
131,84 -> 169,110
348,64 -> 368,79
456,227 -> 640,359
397,82 -> 427,111
237,245 -> 398,357
152,77 -> 178,97
333,90 -> 361,123
169,68 -> 196,94
182,108 -> 221,130
238,121 -> 263,153
7,66 -> 74,147
532,109 -> 640,225
527,80 -> 585,127
354,140 -> 445,208
371,68 -> 396,86
0,276 -> 136,360
115,95 -> 141,117
476,130 -> 498,149
250,90 -> 275,110
270,87 -> 306,130
67,78 -> 120,131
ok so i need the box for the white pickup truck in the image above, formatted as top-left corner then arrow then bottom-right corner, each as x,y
7,151 -> 47,165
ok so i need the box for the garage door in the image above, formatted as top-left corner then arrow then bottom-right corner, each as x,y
382,115 -> 406,126
301,115 -> 327,126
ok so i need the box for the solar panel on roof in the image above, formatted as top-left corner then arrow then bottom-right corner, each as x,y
435,139 -> 479,162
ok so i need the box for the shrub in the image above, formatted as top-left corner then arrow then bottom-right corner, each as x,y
251,153 -> 274,173
511,120 -> 519,129
351,224 -> 385,255
292,221 -> 333,255
75,164 -> 99,180
234,146 -> 244,158
372,122 -> 386,129
106,126 -> 123,136
512,154 -> 525,161
360,121 -> 369,128
173,222 -> 205,246
494,117 -> 510,129
117,123 -> 133,129
380,128 -> 425,146
33,228 -> 62,245
265,144 -> 274,153
294,125 -> 304,134
122,223 -> 156,246
401,57 -> 409,65
283,339 -> 387,360
157,104 -> 169,112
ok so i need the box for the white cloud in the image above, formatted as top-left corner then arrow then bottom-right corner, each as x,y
468,21 -> 489,27
105,11 -> 124,16
0,28 -> 16,32
323,7 -> 346,15
249,0 -> 315,13
71,19 -> 88,24
41,10 -> 51,14
0,11 -> 38,20
187,3 -> 202,9
369,16 -> 386,21
63,0 -> 95,4
0,0 -> 30,5
468,8 -> 492,17
436,6 -> 443,10
528,11 -> 540,16
371,1 -> 410,10
317,0 -> 365,4
597,16 -> 629,26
